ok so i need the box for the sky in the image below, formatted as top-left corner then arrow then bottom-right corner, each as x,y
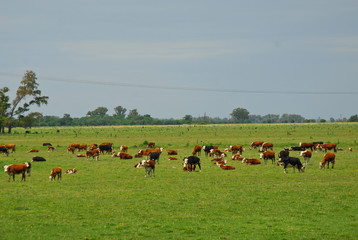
1,0 -> 357,120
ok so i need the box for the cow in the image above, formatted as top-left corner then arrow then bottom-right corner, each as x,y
288,146 -> 305,151
249,141 -> 264,150
231,154 -> 244,161
259,142 -> 273,152
78,144 -> 88,151
183,165 -> 196,172
260,151 -> 276,164
69,143 -> 81,151
211,153 -> 226,162
134,161 -> 144,168
42,143 -> 52,146
120,145 -> 128,152
99,144 -> 113,154
167,150 -> 178,155
149,152 -> 161,164
278,157 -> 305,174
5,144 -> 16,153
242,158 -> 261,165
67,146 -> 75,154
49,167 -> 62,181
278,150 -> 289,161
4,162 -> 31,182
65,168 -> 78,174
76,154 -> 86,157
317,143 -> 337,152
229,145 -> 245,155
88,144 -> 98,150
202,145 -> 217,157
28,149 -> 39,153
299,142 -> 314,151
183,156 -> 201,172
348,148 -> 353,152
192,145 -> 202,156
168,157 -> 178,160
47,146 -> 55,152
0,146 -> 9,156
210,148 -> 225,158
300,150 -> 312,166
320,152 -> 335,169
147,142 -> 155,148
32,156 -> 46,162
142,159 -> 155,177
112,152 -> 133,159
86,149 -> 99,161
218,164 -> 236,170
214,160 -> 227,166
100,142 -> 113,147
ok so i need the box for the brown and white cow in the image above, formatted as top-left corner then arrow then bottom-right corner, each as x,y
259,142 -> 274,152
242,158 -> 261,165
218,164 -> 236,170
76,154 -> 86,157
49,167 -> 62,181
147,142 -> 155,148
231,154 -> 244,161
142,159 -> 155,177
47,146 -> 55,152
229,145 -> 245,155
4,162 -> 31,182
65,168 -> 78,174
78,144 -> 88,151
300,150 -> 312,166
320,152 -> 335,169
69,143 -> 81,151
67,147 -> 75,154
112,152 -> 133,159
299,142 -> 314,151
192,145 -> 202,156
260,151 -> 276,165
120,145 -> 128,152
5,144 -> 16,153
86,149 -> 99,161
317,143 -> 337,152
249,141 -> 264,150
28,149 -> 39,153
168,157 -> 178,160
167,150 -> 178,155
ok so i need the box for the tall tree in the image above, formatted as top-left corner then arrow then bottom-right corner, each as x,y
0,87 -> 10,133
230,107 -> 249,122
3,71 -> 48,133
87,107 -> 108,116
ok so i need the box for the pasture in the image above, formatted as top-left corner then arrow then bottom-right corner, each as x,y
0,123 -> 357,239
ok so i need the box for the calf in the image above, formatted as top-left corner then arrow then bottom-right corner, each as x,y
279,157 -> 305,173
242,158 -> 261,165
300,150 -> 312,166
32,156 -> 46,162
259,142 -> 273,152
320,152 -> 336,169
67,147 -> 75,154
142,159 -> 155,177
0,146 -> 9,156
76,154 -> 86,157
47,146 -> 55,152
86,149 -> 99,161
183,156 -> 201,172
65,168 -> 78,174
120,145 -> 128,152
49,167 -> 62,181
167,150 -> 178,155
112,152 -> 133,159
28,149 -> 39,153
168,157 -> 178,160
192,145 -> 202,156
203,145 -> 217,157
3,162 -> 31,182
219,164 -> 236,170
229,145 -> 245,155
249,141 -> 264,150
260,151 -> 276,164
183,165 -> 196,172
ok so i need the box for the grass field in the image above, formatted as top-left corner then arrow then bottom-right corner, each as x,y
0,123 -> 357,239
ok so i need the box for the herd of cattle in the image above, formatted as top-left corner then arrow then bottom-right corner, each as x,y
1,140 -> 353,181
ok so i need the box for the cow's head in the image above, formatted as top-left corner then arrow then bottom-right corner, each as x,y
183,158 -> 189,167
25,162 -> 31,176
241,158 -> 247,163
319,162 -> 325,169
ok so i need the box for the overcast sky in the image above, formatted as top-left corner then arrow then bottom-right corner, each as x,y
1,0 -> 357,120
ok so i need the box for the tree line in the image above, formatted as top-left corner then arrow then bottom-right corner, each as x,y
1,71 -> 357,133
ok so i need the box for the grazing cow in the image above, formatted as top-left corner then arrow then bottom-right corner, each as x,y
32,156 -> 46,162
229,145 -> 245,155
0,147 -> 9,156
142,159 -> 155,177
288,146 -> 305,151
168,157 -> 178,160
112,152 -> 133,159
149,152 -> 161,164
278,150 -> 289,160
28,149 -> 39,153
78,144 -> 88,151
348,148 -> 353,152
69,143 -> 81,151
299,142 -> 314,151
67,147 -> 75,154
47,146 -> 55,152
65,168 -> 78,174
192,145 -> 202,156
320,152 -> 336,169
4,162 -> 31,182
42,143 -> 52,146
99,144 -> 113,155
279,157 -> 305,173
49,167 -> 62,181
317,143 -> 337,152
88,144 -> 98,150
5,144 -> 16,153
86,149 -> 99,161
183,156 -> 201,172
300,150 -> 312,165
76,154 -> 86,157
202,145 -> 217,157
249,141 -> 264,150
120,145 -> 128,152
167,150 -> 178,155
242,158 -> 261,165
231,154 -> 243,161
100,142 -> 113,147
147,142 -> 155,148
260,151 -> 276,164
259,142 -> 273,152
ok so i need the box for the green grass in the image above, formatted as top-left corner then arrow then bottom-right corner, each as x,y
0,123 -> 357,239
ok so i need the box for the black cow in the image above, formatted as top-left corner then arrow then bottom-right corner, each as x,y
99,144 -> 113,154
183,156 -> 201,172
0,147 -> 9,156
288,146 -> 305,151
32,156 -> 46,162
279,157 -> 305,174
203,146 -> 214,157
149,152 -> 161,165
42,143 -> 52,146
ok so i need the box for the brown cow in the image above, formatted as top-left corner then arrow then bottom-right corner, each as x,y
260,151 -> 276,164
49,167 -> 62,181
167,150 -> 178,155
299,142 -> 314,151
142,159 -> 155,177
229,145 -> 245,155
192,145 -> 202,156
249,141 -> 264,150
78,144 -> 88,151
76,154 -> 86,157
86,149 -> 99,161
47,146 -> 55,152
168,157 -> 178,160
120,145 -> 128,152
69,143 -> 81,151
300,150 -> 312,165
28,149 -> 39,153
147,142 -> 155,148
219,164 -> 236,170
5,144 -> 16,153
318,143 -> 337,152
320,152 -> 335,169
259,142 -> 274,152
231,154 -> 244,161
65,168 -> 78,174
242,158 -> 261,165
112,152 -> 133,159
4,162 -> 31,182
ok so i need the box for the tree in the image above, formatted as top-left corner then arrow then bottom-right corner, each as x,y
114,106 -> 127,117
348,114 -> 358,122
87,107 -> 108,117
230,107 -> 249,122
127,109 -> 140,120
183,115 -> 193,123
19,112 -> 42,129
3,71 -> 49,133
0,87 -> 11,133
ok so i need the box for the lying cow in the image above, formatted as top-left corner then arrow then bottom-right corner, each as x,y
278,157 -> 305,174
4,162 -> 31,182
65,168 -> 78,174
32,156 -> 46,162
